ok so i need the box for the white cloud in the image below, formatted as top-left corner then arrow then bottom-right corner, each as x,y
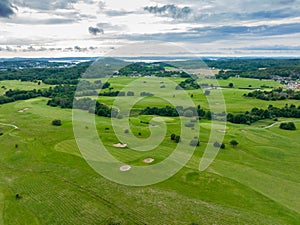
0,0 -> 299,57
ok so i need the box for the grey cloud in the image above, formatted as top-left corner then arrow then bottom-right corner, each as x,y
97,1 -> 134,17
145,1 -> 300,23
98,1 -> 106,10
279,0 -> 296,4
144,4 -> 192,20
0,0 -> 15,17
1,17 -> 77,25
96,22 -> 124,30
0,46 -> 16,52
189,23 -> 300,37
117,23 -> 300,44
12,0 -> 78,10
88,26 -> 104,35
235,45 -> 300,50
103,10 -> 134,17
74,46 -> 88,52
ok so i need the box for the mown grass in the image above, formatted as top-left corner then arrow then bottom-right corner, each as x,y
0,80 -> 52,95
0,76 -> 299,224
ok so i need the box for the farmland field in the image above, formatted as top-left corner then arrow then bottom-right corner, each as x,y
0,72 -> 300,224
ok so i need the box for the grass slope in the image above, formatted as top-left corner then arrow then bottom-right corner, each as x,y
0,77 -> 299,224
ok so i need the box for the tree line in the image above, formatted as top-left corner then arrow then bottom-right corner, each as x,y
245,88 -> 300,101
227,104 -> 300,124
0,64 -> 89,85
140,105 -> 210,119
117,62 -> 190,78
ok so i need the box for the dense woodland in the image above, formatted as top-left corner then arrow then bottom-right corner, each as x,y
117,62 -> 190,77
0,64 -> 89,84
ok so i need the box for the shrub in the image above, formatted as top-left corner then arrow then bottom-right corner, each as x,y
185,123 -> 195,128
175,135 -> 181,143
190,118 -> 198,123
190,139 -> 200,147
52,119 -> 62,126
280,122 -> 296,130
213,141 -> 221,148
171,133 -> 176,140
127,91 -> 135,96
183,109 -> 194,117
221,143 -> 225,149
204,90 -> 210,96
230,140 -> 239,147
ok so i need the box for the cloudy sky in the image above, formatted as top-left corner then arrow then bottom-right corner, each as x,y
0,0 -> 300,57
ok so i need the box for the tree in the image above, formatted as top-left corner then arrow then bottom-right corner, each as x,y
52,119 -> 62,126
280,122 -> 296,130
171,133 -> 176,140
228,83 -> 234,88
221,143 -> 226,149
230,140 -> 239,147
204,90 -> 210,96
183,109 -> 194,117
127,91 -> 135,96
213,141 -> 221,148
15,194 -> 21,200
124,129 -> 129,134
175,135 -> 181,143
190,139 -> 200,147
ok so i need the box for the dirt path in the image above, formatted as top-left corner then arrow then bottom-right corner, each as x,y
0,123 -> 19,130
263,120 -> 300,129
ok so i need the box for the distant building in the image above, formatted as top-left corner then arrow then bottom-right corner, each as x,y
286,81 -> 300,89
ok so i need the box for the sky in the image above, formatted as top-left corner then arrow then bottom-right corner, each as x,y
0,0 -> 300,57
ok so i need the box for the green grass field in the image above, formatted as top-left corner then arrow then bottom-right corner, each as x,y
0,77 -> 299,224
0,80 -> 52,95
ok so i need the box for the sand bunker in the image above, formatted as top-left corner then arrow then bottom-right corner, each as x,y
143,158 -> 155,163
18,108 -> 29,113
120,165 -> 131,172
113,143 -> 127,148
217,130 -> 226,133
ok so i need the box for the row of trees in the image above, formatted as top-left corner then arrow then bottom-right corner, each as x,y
99,91 -> 152,97
117,62 -> 190,78
245,88 -> 300,101
227,104 -> 300,124
140,105 -> 210,119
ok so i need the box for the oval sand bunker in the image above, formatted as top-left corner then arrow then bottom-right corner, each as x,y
120,165 -> 131,172
143,158 -> 155,163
